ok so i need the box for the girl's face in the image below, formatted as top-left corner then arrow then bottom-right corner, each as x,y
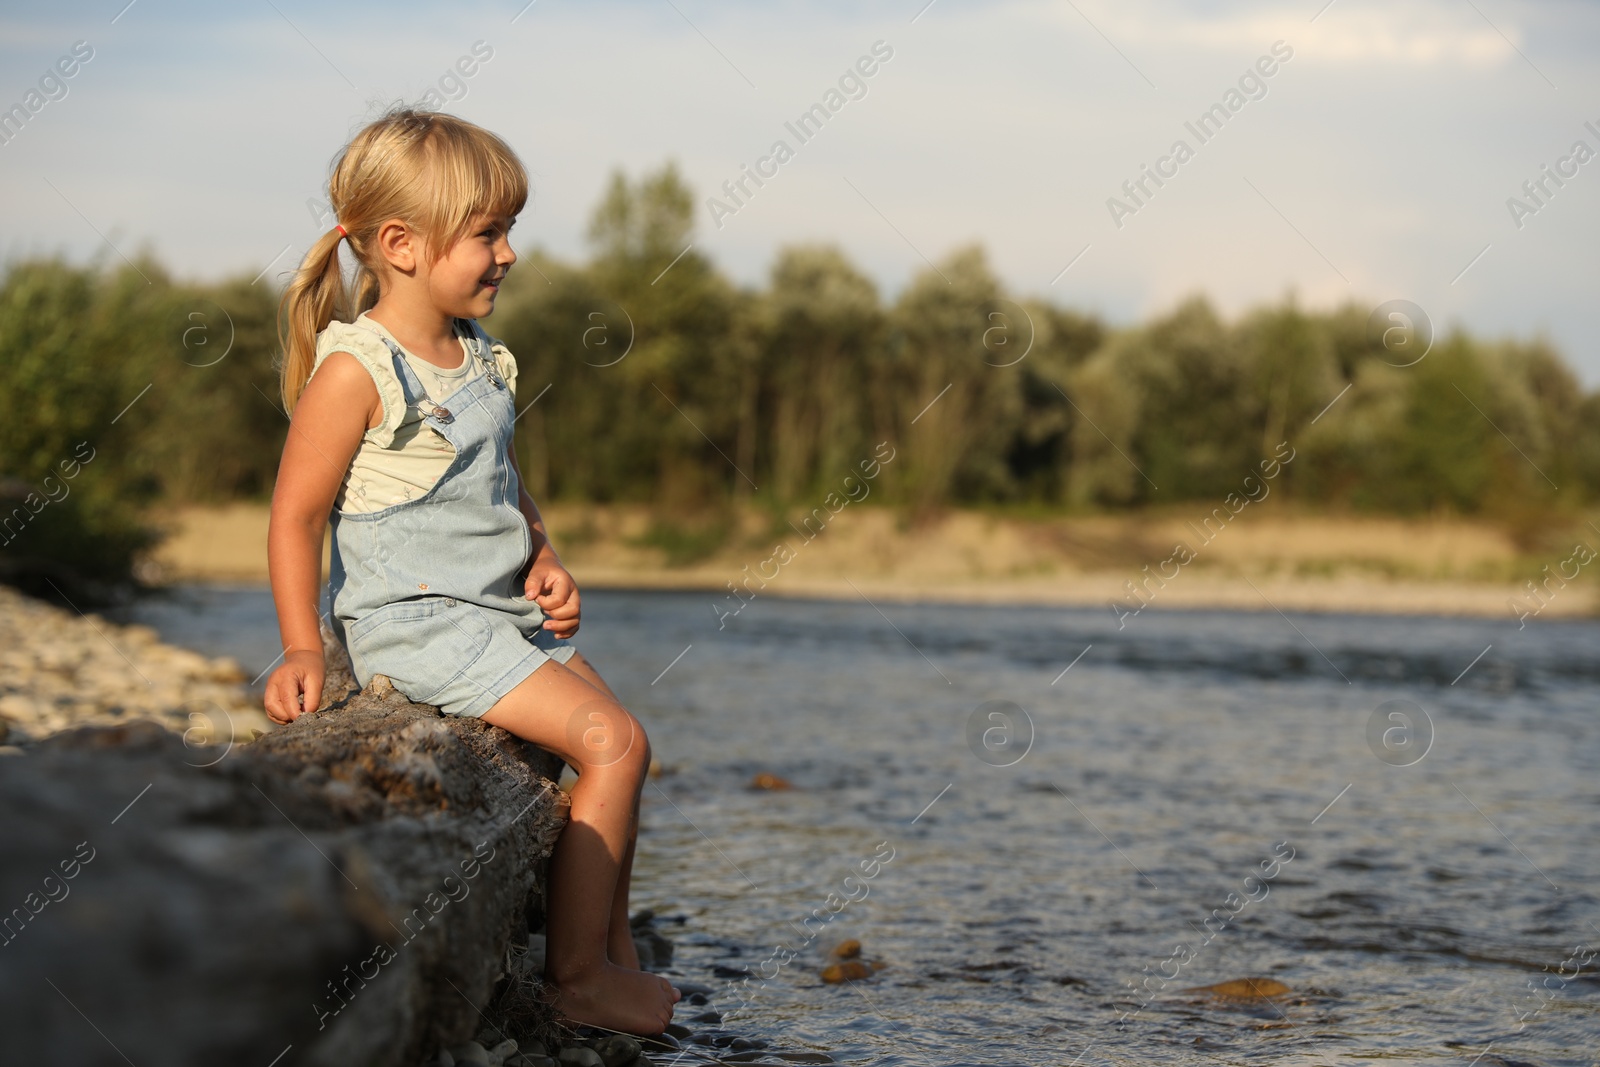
430,212 -> 517,319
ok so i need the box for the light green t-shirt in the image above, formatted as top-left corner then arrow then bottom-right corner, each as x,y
310,312 -> 519,514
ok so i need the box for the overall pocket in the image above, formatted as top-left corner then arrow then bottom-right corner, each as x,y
345,597 -> 493,707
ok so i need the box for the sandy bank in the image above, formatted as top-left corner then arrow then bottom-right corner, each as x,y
143,502 -> 1600,622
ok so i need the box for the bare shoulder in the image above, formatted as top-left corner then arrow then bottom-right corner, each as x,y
300,350 -> 382,431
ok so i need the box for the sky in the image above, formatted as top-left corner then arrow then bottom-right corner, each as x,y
2,0 -> 1598,379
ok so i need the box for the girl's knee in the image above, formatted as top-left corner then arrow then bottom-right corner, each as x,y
571,701 -> 649,776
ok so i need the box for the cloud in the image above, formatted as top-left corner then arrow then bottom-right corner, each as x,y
1026,0 -> 1516,67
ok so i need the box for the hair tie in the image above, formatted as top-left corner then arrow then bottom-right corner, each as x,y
335,224 -> 349,238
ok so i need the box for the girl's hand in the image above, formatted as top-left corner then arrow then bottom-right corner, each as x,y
264,650 -> 326,725
525,560 -> 581,639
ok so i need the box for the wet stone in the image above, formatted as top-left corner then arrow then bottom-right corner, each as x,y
557,1048 -> 604,1067
594,1034 -> 642,1067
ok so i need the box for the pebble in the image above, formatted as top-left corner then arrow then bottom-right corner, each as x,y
490,1038 -> 520,1061
452,1042 -> 492,1065
593,1034 -> 641,1067
748,772 -> 792,790
0,585 -> 271,746
556,1048 -> 603,1067
509,1057 -> 556,1067
1184,977 -> 1292,999
820,961 -> 872,983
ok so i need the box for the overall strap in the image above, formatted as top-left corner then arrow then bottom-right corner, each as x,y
454,317 -> 506,390
374,332 -> 456,424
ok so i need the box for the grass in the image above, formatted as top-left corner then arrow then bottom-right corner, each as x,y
626,514 -> 733,567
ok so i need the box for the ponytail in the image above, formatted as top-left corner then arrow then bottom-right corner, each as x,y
277,228 -> 346,412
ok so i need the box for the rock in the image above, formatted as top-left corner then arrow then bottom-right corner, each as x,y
557,1047 -> 604,1067
511,1057 -> 557,1067
822,938 -> 884,978
453,1042 -> 492,1065
1183,977 -> 1292,999
672,980 -> 713,997
748,772 -> 792,790
490,1038 -> 521,1063
433,1050 -> 456,1067
476,1027 -> 508,1049
0,640 -> 570,1067
594,1033 -> 642,1067
820,960 -> 873,983
0,585 -> 274,744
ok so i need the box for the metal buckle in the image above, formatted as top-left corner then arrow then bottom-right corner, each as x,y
430,403 -> 452,422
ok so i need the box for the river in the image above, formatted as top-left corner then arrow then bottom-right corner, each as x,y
117,585 -> 1600,1066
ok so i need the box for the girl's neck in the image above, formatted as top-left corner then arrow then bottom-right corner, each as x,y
364,301 -> 465,368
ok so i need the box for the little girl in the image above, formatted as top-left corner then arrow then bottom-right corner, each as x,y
262,108 -> 679,1036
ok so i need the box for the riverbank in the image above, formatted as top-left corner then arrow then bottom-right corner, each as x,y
0,582 -> 272,746
143,502 -> 1600,622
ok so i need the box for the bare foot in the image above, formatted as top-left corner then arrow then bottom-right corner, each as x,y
550,961 -> 680,1035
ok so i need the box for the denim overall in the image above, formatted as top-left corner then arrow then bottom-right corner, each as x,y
328,318 -> 574,717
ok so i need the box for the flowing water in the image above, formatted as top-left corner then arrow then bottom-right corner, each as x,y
119,585 -> 1600,1066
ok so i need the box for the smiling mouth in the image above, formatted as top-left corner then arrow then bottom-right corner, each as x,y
480,275 -> 504,290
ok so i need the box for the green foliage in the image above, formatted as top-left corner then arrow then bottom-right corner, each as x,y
6,159 -> 1600,599
0,254 -> 285,598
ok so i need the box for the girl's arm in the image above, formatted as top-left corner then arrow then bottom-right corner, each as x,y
264,352 -> 379,724
509,442 -> 581,640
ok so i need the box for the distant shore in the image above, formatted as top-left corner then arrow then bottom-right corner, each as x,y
143,502 -> 1600,622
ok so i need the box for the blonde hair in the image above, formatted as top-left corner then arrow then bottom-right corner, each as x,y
277,107 -> 528,411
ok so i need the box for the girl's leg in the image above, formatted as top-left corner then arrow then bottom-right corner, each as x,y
480,657 -> 678,1035
562,652 -> 643,970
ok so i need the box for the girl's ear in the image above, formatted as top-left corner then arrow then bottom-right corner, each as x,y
374,217 -> 419,273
